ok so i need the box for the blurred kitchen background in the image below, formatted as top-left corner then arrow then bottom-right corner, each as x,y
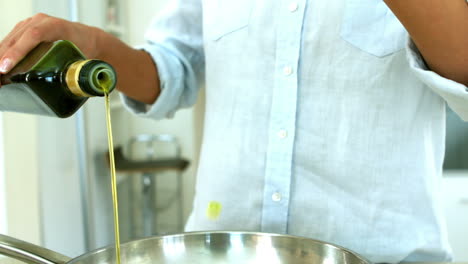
0,0 -> 467,262
0,0 -> 205,261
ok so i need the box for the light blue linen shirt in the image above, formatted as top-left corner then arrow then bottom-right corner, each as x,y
121,0 -> 468,262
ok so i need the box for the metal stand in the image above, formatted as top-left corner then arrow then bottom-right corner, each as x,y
113,134 -> 189,239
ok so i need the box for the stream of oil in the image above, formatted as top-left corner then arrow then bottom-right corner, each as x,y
104,93 -> 122,264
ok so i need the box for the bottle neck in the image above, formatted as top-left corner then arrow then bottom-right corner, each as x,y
65,59 -> 117,97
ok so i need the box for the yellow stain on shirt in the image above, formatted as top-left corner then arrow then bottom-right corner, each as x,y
206,201 -> 222,220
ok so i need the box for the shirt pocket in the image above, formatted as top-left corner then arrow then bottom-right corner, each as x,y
204,0 -> 252,41
340,0 -> 407,57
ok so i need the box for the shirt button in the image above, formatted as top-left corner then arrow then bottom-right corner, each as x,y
283,66 -> 293,76
272,192 -> 282,202
288,2 -> 299,12
278,129 -> 288,139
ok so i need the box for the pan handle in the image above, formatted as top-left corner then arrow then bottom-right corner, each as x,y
0,234 -> 72,264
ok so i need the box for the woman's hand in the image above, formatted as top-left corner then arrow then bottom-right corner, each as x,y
0,13 -> 102,74
0,13 -> 160,104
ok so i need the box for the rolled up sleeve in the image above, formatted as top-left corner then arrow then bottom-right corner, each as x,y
406,39 -> 468,121
121,0 -> 204,120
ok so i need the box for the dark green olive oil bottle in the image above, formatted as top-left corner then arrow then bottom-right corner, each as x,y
0,40 -> 116,118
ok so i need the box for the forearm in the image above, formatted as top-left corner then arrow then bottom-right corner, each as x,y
384,0 -> 468,86
94,29 -> 160,104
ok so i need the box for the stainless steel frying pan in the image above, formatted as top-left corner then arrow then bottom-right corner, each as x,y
0,231 -> 372,264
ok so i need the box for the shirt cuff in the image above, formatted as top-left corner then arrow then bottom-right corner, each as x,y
406,38 -> 468,121
120,43 -> 183,119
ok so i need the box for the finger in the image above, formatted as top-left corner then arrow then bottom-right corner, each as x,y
0,27 -> 43,73
0,16 -> 38,73
0,15 -> 65,74
0,17 -> 31,45
0,13 -> 54,73
0,13 -> 53,58
0,16 -> 34,56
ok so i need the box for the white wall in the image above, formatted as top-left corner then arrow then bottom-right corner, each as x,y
36,116 -> 86,257
0,0 -> 42,245
126,0 -> 169,46
0,0 -> 204,258
33,0 -> 91,257
29,0 -> 124,254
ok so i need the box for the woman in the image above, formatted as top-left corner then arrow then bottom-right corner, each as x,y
0,1 -> 467,262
